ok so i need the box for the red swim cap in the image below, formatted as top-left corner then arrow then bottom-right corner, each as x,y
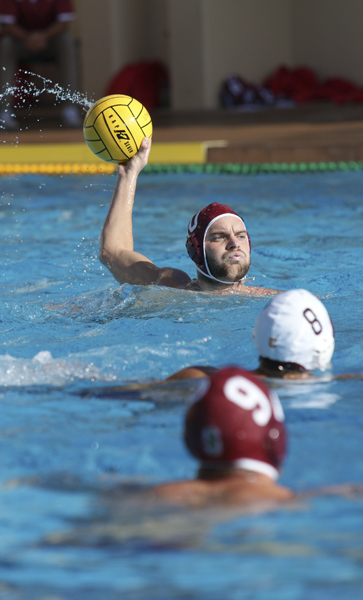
184,367 -> 286,479
186,203 -> 250,281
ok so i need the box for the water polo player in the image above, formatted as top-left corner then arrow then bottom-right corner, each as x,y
167,289 -> 335,381
150,366 -> 363,508
152,367 -> 294,507
253,288 -> 335,378
99,138 -> 279,295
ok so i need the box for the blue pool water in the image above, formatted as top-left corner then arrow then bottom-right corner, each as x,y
1,170 -> 363,599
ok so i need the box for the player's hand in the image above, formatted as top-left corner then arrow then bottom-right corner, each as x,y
26,31 -> 48,52
117,137 -> 151,177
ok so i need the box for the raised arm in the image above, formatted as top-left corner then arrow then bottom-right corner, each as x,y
99,138 -> 191,288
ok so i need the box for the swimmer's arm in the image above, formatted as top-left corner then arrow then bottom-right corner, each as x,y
99,138 -> 191,289
298,484 -> 363,500
165,366 -> 217,381
333,373 -> 363,381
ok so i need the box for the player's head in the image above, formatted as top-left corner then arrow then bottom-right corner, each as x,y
186,203 -> 251,285
254,289 -> 335,375
184,367 -> 286,480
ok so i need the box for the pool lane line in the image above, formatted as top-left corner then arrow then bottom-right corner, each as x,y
1,160 -> 363,176
0,162 -> 116,174
2,139 -> 360,174
142,161 -> 363,174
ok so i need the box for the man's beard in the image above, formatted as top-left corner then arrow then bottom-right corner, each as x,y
206,252 -> 251,282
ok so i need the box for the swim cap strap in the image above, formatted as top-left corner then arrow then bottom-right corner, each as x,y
200,459 -> 279,480
195,264 -> 241,285
186,203 -> 251,277
198,213 -> 250,284
233,458 -> 279,480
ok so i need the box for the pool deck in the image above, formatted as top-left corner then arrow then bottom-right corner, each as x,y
2,102 -> 363,165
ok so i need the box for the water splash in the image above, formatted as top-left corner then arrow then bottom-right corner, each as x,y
0,68 -> 93,129
0,350 -> 109,386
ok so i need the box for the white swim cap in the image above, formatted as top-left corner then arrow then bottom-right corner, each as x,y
254,289 -> 335,372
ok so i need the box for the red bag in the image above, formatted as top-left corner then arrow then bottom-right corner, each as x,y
104,60 -> 169,111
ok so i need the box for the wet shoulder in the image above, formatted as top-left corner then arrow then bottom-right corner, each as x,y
238,285 -> 282,297
184,279 -> 201,291
166,365 -> 217,381
150,479 -> 294,508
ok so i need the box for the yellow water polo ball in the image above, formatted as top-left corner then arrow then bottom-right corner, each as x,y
83,94 -> 153,163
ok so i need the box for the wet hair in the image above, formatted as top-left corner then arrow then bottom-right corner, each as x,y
258,357 -> 307,375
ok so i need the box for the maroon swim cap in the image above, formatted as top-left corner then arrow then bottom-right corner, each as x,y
184,367 -> 286,479
186,203 -> 250,280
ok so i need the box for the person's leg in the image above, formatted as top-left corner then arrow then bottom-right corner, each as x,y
0,34 -> 19,91
0,35 -> 25,129
50,30 -> 82,127
52,30 -> 79,95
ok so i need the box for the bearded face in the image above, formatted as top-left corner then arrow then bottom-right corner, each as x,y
204,215 -> 251,282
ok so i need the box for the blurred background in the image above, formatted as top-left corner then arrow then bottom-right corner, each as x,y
72,0 -> 363,109
3,0 -> 363,164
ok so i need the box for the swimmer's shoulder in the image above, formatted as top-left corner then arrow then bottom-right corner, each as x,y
163,276 -> 282,295
214,478 -> 295,505
238,284 -> 283,297
177,278 -> 282,295
183,278 -> 201,291
155,267 -> 192,289
150,478 -> 295,508
150,479 -> 212,507
165,365 -> 217,381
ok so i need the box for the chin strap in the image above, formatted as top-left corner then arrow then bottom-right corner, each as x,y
195,264 -> 255,286
233,458 -> 279,480
197,213 -> 252,285
200,458 -> 279,481
195,264 -> 240,285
